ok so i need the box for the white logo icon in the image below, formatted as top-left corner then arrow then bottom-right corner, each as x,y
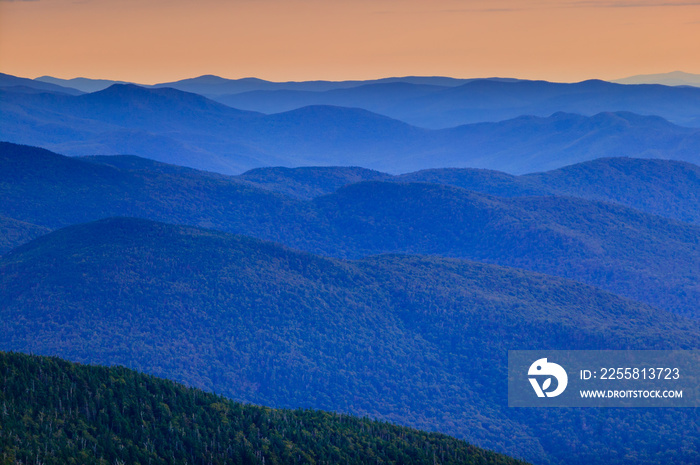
528,358 -> 568,397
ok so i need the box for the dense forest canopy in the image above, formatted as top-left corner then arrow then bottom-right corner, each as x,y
0,351 -> 528,465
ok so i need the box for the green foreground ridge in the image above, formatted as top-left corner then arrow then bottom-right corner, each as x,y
0,352 -> 528,465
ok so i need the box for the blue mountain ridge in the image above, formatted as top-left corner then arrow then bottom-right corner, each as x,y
2,81 -> 699,174
1,142 -> 698,317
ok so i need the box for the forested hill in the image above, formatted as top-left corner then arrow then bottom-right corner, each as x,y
0,351 -> 527,465
236,158 -> 700,225
2,143 -> 699,317
2,217 -> 699,464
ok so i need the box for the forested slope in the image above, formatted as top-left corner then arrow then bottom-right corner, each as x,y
1,218 -> 698,464
0,351 -> 526,465
2,143 -> 698,317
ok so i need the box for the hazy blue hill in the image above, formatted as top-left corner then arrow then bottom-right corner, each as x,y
1,142 -> 698,316
0,84 -> 274,173
82,155 -> 391,202
396,168 -> 549,197
238,165 -> 392,199
523,157 -> 700,224
434,111 -> 700,173
216,82 -> 449,115
0,142 -> 315,239
82,153 -> 226,175
243,105 -> 430,167
0,142 -> 135,228
64,85 -> 267,170
195,88 -> 322,114
233,159 -> 700,225
207,77 -> 700,129
309,181 -> 700,316
0,215 -> 50,255
394,78 -> 700,128
395,158 -> 700,224
35,75 -> 131,92
1,217 -> 698,465
0,88 -> 110,149
2,84 -> 431,173
612,70 -> 700,87
37,74 -> 277,95
74,84 -> 263,129
152,74 -> 474,95
3,80 -> 700,173
91,153 -> 700,225
0,351 -> 525,465
0,72 -> 84,95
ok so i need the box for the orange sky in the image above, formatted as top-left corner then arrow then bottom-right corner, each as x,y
1,0 -> 699,83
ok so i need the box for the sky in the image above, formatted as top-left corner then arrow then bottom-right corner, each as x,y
1,0 -> 699,84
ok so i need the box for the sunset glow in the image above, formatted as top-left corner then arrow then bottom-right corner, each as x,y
1,0 -> 699,83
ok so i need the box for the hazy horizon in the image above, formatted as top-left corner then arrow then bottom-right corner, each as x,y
2,0 -> 699,85
7,70 -> 700,89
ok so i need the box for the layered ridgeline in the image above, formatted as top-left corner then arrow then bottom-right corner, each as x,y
2,81 -> 700,174
201,77 -> 700,129
1,143 -> 698,317
30,73 -> 700,128
1,218 -> 699,465
238,158 -> 700,225
0,351 -> 525,465
35,74 -> 479,94
0,72 -> 84,95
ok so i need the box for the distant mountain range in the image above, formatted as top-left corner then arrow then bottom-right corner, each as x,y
2,80 -> 700,174
1,217 -> 698,465
34,73 -> 498,94
613,71 -> 700,87
1,142 -> 698,317
0,72 -> 83,95
33,75 -> 131,93
208,78 -> 700,129
26,73 -> 700,128
36,71 -> 700,95
1,351 -> 525,465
